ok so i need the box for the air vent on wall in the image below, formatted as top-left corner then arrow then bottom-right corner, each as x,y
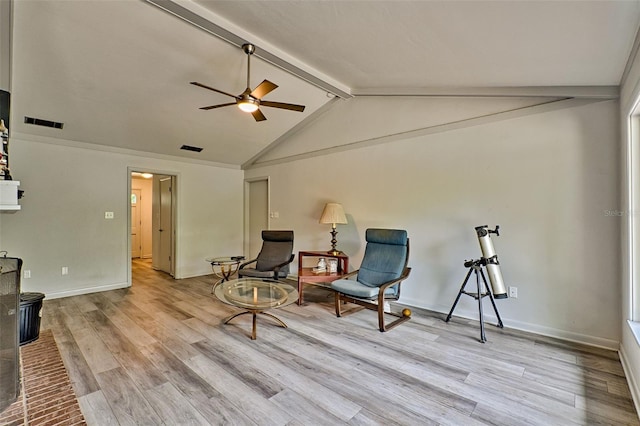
180,144 -> 203,152
24,116 -> 64,129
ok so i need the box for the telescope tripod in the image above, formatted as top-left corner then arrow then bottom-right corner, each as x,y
445,259 -> 504,343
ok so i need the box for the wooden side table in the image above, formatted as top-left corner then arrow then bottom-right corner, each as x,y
297,251 -> 349,305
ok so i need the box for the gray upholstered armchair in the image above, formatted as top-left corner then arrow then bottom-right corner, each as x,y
331,228 -> 411,332
238,230 -> 295,280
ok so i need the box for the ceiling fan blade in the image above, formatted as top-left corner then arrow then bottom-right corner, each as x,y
251,109 -> 267,122
190,82 -> 237,99
251,80 -> 278,99
199,102 -> 236,110
260,100 -> 306,112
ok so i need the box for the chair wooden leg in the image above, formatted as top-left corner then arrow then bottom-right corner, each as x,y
377,292 -> 387,332
382,311 -> 411,332
377,293 -> 411,332
335,292 -> 343,317
378,303 -> 386,332
335,292 -> 411,332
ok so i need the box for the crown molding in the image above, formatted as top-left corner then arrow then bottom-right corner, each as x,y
11,131 -> 241,169
246,97 -> 607,169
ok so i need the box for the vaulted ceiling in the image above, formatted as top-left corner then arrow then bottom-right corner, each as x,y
8,0 -> 640,168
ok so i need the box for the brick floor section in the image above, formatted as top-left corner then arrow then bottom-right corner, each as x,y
0,330 -> 86,425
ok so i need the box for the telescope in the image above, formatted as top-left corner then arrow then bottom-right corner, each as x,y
446,225 -> 507,343
475,225 -> 508,299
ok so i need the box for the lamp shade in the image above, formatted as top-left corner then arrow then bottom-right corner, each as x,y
319,203 -> 347,225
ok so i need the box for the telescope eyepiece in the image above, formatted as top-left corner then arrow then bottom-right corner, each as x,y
475,225 -> 500,237
475,225 -> 488,237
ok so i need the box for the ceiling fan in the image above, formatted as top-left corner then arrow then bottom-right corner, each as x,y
190,43 -> 305,122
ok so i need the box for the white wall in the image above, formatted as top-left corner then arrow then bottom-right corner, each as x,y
0,0 -> 11,92
246,99 -> 621,349
620,39 -> 640,415
0,135 -> 244,298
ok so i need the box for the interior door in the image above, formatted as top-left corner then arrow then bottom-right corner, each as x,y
152,174 -> 175,276
246,179 -> 269,261
131,189 -> 141,258
159,177 -> 173,274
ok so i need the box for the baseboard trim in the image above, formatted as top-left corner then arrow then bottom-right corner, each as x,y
400,297 -> 620,351
619,343 -> 640,417
43,282 -> 130,300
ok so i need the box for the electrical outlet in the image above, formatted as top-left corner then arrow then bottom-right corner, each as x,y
509,286 -> 518,298
23,270 -> 31,279
61,266 -> 68,275
105,211 -> 114,219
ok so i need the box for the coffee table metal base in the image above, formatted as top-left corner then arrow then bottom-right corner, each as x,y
214,278 -> 297,340
223,310 -> 288,340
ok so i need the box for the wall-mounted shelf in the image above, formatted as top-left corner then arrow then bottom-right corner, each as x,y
0,180 -> 20,212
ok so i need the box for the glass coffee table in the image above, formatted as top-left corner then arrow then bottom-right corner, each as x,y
214,278 -> 298,340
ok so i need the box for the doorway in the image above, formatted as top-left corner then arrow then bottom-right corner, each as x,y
244,177 -> 269,261
629,109 -> 640,321
129,170 -> 177,283
131,188 -> 142,258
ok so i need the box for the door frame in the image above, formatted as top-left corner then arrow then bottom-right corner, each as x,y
243,176 -> 270,258
127,167 -> 179,286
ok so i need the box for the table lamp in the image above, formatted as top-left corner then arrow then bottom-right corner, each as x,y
319,202 -> 347,255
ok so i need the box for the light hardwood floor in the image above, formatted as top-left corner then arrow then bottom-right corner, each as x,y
40,259 -> 639,425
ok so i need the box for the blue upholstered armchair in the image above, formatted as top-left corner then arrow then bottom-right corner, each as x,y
238,230 -> 295,280
331,228 -> 412,332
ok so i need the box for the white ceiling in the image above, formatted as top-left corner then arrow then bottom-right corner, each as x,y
8,0 -> 640,168
200,0 -> 640,89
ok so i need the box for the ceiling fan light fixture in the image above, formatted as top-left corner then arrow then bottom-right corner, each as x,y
191,42 -> 304,121
237,99 -> 259,113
